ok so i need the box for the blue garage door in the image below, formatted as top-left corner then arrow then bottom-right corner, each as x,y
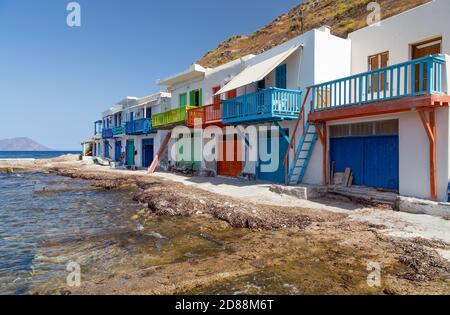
257,129 -> 289,183
330,136 -> 399,190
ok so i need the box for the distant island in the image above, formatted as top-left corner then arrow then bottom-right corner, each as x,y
0,137 -> 52,151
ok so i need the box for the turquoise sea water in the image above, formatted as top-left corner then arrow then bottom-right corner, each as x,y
0,151 -> 80,159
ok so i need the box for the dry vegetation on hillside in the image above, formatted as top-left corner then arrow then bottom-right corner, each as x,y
197,0 -> 430,68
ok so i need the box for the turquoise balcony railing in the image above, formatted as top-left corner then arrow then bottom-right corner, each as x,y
125,118 -> 155,135
222,88 -> 302,125
112,125 -> 125,137
312,54 -> 446,111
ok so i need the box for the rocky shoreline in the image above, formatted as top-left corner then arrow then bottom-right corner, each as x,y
2,155 -> 450,295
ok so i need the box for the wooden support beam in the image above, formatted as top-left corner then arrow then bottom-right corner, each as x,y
418,110 -> 437,201
314,124 -> 325,145
418,111 -> 435,143
429,110 -> 437,201
314,123 -> 328,186
148,131 -> 172,174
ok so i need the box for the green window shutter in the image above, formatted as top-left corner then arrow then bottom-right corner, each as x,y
189,90 -> 195,106
199,88 -> 202,106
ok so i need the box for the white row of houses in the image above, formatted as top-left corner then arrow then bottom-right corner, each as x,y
89,0 -> 450,202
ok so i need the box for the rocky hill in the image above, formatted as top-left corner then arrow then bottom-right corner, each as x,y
0,137 -> 52,151
197,0 -> 430,68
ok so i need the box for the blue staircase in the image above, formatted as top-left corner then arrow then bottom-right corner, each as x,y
287,122 -> 318,185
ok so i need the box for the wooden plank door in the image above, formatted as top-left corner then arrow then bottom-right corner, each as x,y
217,134 -> 242,177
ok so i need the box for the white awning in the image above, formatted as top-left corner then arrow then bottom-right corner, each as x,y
216,45 -> 302,95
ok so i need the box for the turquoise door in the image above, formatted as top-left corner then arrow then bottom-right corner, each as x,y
104,141 -> 110,158
257,129 -> 289,183
126,140 -> 135,166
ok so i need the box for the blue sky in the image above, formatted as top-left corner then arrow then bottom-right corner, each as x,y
0,0 -> 302,150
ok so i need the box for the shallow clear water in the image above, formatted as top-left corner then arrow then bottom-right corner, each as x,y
0,172 -> 142,294
0,172 -> 421,295
0,172 -> 248,295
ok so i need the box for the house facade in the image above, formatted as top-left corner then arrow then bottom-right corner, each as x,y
89,0 -> 450,202
216,27 -> 351,184
152,27 -> 349,183
155,56 -> 255,173
93,92 -> 171,169
307,0 -> 450,201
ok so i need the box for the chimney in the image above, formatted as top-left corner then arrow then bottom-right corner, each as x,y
318,26 -> 331,34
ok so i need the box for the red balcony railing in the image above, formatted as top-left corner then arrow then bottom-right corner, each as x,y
187,103 -> 223,128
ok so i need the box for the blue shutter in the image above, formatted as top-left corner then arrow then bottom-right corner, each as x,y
275,64 -> 287,89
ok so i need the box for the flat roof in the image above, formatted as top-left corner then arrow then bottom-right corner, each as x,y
157,64 -> 207,87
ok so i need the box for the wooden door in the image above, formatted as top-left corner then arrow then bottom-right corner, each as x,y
226,89 -> 237,100
212,86 -> 221,105
217,134 -> 242,177
412,37 -> 442,92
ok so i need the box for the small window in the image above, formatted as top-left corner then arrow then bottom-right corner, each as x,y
257,79 -> 266,90
179,93 -> 187,107
189,89 -> 202,106
368,52 -> 389,93
212,86 -> 221,105
146,107 -> 152,118
330,120 -> 398,138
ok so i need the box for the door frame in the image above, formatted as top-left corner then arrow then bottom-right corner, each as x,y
411,36 -> 442,93
256,128 -> 289,183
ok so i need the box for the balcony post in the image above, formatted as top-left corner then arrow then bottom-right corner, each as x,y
314,122 -> 328,186
418,109 -> 437,201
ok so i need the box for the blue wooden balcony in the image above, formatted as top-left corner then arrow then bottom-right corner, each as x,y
102,128 -> 113,139
125,118 -> 155,135
222,88 -> 302,125
311,54 -> 446,112
112,125 -> 125,137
